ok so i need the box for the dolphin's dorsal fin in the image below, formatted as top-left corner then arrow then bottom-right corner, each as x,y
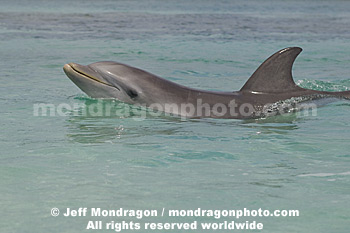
240,47 -> 303,93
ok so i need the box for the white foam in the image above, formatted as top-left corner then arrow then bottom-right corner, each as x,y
298,171 -> 350,177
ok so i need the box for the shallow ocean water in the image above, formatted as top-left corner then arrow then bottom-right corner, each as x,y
1,0 -> 350,232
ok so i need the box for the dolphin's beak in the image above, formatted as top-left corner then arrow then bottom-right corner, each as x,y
63,63 -> 118,89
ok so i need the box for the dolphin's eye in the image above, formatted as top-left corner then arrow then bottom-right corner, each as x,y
126,89 -> 138,99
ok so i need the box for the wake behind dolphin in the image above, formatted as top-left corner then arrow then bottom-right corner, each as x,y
63,47 -> 350,119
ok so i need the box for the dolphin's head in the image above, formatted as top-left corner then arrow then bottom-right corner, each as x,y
63,61 -> 148,103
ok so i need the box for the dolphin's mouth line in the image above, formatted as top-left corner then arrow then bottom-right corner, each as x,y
69,64 -> 120,91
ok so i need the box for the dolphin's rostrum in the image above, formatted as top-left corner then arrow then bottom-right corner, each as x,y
63,47 -> 350,119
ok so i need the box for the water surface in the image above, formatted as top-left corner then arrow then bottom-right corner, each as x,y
1,0 -> 350,232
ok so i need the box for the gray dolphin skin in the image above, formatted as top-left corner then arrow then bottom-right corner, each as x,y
63,47 -> 350,119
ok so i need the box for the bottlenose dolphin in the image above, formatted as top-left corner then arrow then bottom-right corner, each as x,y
63,47 -> 350,119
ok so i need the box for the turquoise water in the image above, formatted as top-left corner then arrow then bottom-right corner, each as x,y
1,0 -> 350,232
